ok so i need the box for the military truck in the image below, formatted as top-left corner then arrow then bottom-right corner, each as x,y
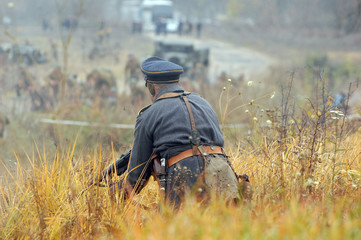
153,39 -> 209,74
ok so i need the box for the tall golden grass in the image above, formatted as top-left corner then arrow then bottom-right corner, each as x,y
1,72 -> 361,239
1,122 -> 360,239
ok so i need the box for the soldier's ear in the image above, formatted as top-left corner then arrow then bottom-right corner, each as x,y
148,83 -> 156,96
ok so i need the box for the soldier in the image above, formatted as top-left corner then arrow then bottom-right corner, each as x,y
15,66 -> 33,97
28,85 -> 48,111
117,57 -> 241,208
196,21 -> 202,38
85,69 -> 117,107
98,20 -> 106,44
125,54 -> 143,105
125,54 -> 141,84
178,20 -> 184,36
185,20 -> 193,35
46,66 -> 62,102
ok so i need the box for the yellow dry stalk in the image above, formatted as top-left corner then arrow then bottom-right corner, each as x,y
1,130 -> 361,239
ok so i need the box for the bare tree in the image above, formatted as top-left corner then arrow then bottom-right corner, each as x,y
55,0 -> 85,106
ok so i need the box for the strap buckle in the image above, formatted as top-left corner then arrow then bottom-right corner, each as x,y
189,129 -> 200,145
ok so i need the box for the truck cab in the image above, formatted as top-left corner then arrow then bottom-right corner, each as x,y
154,39 -> 209,74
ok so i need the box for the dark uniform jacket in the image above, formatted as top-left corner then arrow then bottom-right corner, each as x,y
126,83 -> 225,204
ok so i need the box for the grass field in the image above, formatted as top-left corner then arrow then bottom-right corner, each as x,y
1,82 -> 361,239
1,130 -> 360,239
1,21 -> 361,240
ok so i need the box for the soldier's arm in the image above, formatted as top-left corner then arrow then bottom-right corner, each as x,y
124,109 -> 153,195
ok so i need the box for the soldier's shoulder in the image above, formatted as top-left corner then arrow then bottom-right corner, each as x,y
137,104 -> 152,116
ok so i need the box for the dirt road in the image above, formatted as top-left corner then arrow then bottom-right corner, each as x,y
151,33 -> 276,84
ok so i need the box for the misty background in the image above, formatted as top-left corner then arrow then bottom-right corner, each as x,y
0,0 -> 360,162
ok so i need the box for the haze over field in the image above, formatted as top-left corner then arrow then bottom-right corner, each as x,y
0,1 -> 361,239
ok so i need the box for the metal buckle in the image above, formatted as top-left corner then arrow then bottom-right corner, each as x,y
189,129 -> 200,145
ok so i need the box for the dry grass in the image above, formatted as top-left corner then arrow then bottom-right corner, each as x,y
1,67 -> 360,239
1,20 -> 361,240
1,70 -> 361,239
0,121 -> 360,239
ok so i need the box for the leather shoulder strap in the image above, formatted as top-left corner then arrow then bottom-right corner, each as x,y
181,95 -> 199,155
140,92 -> 191,115
155,91 -> 196,133
154,91 -> 198,154
181,95 -> 196,133
156,91 -> 191,101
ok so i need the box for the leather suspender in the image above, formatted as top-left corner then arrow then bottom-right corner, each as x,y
156,92 -> 203,156
181,95 -> 199,155
156,91 -> 216,156
156,91 -> 190,101
155,92 -> 224,167
154,91 -> 240,190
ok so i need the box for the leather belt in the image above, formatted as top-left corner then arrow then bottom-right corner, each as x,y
167,146 -> 224,167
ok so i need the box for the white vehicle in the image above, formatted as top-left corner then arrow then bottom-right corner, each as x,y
140,0 -> 174,31
166,18 -> 179,33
